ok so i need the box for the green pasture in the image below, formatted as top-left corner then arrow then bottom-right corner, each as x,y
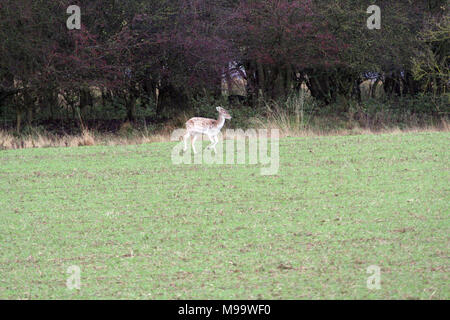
0,132 -> 448,299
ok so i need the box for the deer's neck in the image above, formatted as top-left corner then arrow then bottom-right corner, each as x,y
216,114 -> 225,129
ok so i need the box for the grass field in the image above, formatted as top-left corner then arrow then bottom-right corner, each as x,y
0,131 -> 448,299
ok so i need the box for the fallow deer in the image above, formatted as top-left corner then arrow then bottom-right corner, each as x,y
183,106 -> 232,154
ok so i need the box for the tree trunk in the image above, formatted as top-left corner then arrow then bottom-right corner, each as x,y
256,61 -> 265,103
26,107 -> 33,126
126,94 -> 137,123
16,110 -> 22,133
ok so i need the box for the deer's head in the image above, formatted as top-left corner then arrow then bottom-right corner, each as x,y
216,106 -> 232,119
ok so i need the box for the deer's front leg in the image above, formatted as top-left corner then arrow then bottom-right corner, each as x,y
213,135 -> 219,153
183,132 -> 190,152
191,134 -> 198,154
208,135 -> 218,153
206,134 -> 215,150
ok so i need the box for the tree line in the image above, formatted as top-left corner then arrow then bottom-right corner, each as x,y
0,0 -> 448,131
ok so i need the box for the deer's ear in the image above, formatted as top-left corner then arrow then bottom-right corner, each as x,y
216,106 -> 221,112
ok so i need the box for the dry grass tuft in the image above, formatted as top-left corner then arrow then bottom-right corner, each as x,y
80,130 -> 95,146
0,131 -> 14,149
0,117 -> 448,151
441,117 -> 449,131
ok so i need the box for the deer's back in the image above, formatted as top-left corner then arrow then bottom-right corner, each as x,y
186,117 -> 218,132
